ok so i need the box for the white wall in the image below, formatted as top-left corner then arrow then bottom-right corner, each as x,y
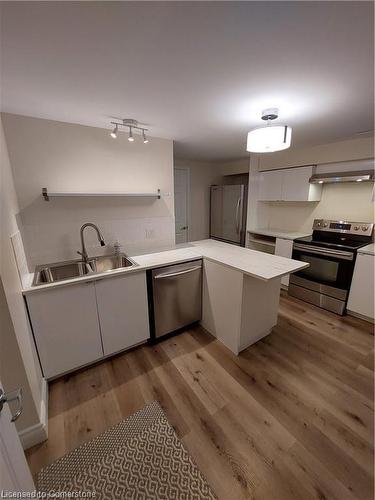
0,117 -> 43,429
259,183 -> 374,232
174,159 -> 222,241
258,135 -> 374,171
247,136 -> 374,232
219,158 -> 249,176
2,113 -> 175,266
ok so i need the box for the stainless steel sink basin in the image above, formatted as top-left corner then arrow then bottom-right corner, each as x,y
33,253 -> 137,286
88,254 -> 136,273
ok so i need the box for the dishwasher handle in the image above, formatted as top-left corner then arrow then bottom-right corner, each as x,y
154,265 -> 202,280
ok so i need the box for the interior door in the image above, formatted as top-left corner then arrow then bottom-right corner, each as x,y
174,168 -> 189,243
0,380 -> 35,492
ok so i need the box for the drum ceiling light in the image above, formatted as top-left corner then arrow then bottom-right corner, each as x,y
246,108 -> 292,153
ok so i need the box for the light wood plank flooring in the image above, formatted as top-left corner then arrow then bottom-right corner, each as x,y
26,293 -> 374,499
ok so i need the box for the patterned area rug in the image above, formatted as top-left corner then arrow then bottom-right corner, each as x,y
37,401 -> 216,499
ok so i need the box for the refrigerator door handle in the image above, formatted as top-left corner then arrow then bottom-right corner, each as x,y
235,197 -> 242,234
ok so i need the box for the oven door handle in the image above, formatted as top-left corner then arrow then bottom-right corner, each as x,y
293,243 -> 354,261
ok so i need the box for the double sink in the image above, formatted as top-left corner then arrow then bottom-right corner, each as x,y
33,253 -> 137,286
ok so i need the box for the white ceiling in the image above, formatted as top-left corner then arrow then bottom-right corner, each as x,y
1,1 -> 373,161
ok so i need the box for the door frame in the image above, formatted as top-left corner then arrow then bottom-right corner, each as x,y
174,167 -> 191,243
0,380 -> 35,491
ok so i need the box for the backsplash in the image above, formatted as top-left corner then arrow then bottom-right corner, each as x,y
20,207 -> 175,268
257,182 -> 374,232
2,114 -> 175,269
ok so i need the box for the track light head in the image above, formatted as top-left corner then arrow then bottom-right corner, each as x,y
109,119 -> 149,144
110,124 -> 118,139
142,129 -> 149,144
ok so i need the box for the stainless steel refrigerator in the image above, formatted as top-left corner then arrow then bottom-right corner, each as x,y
210,185 -> 247,246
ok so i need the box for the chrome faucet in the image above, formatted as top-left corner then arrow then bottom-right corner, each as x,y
77,223 -> 105,263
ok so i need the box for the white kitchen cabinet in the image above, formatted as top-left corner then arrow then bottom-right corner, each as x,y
275,238 -> 294,287
26,282 -> 103,379
95,272 -> 150,356
282,166 -> 321,201
347,253 -> 374,321
258,166 -> 322,202
201,259 -> 280,354
26,271 -> 151,378
258,170 -> 283,201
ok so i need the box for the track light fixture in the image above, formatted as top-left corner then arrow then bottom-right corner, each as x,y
109,119 -> 150,144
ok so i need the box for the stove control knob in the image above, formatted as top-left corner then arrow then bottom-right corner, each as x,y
316,222 -> 321,227
323,222 -> 328,227
353,226 -> 359,231
362,225 -> 369,232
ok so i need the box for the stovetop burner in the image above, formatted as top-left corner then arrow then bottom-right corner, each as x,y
294,235 -> 369,251
294,219 -> 374,252
290,219 -> 373,316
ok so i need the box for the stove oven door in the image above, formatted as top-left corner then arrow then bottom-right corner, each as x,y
289,243 -> 355,314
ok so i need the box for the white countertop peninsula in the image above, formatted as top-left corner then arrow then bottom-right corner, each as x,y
23,239 -> 308,357
23,239 -> 307,293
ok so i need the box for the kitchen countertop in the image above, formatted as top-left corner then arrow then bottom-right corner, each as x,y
248,228 -> 312,240
357,243 -> 375,256
22,239 -> 308,294
190,239 -> 307,280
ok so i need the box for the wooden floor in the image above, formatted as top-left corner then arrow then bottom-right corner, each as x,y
26,293 -> 374,500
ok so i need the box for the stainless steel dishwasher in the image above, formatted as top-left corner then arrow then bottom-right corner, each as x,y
148,260 -> 202,339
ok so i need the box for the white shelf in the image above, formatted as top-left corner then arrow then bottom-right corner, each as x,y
247,237 -> 276,248
42,188 -> 161,201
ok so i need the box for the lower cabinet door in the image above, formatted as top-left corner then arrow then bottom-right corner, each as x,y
347,253 -> 375,319
26,282 -> 104,379
95,272 -> 150,356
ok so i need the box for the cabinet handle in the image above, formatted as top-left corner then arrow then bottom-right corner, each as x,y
154,266 -> 201,279
235,198 -> 241,234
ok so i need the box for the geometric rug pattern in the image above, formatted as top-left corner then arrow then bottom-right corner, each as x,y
37,401 -> 216,499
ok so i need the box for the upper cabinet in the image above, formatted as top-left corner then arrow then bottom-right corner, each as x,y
282,166 -> 322,201
258,170 -> 284,201
258,166 -> 322,202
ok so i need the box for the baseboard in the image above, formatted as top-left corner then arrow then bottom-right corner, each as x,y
347,310 -> 375,324
238,327 -> 273,353
19,378 -> 48,450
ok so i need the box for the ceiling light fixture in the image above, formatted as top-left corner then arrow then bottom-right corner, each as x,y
108,119 -> 150,144
246,108 -> 292,153
110,124 -> 118,139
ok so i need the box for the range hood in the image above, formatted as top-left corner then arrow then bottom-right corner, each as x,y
309,169 -> 374,184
